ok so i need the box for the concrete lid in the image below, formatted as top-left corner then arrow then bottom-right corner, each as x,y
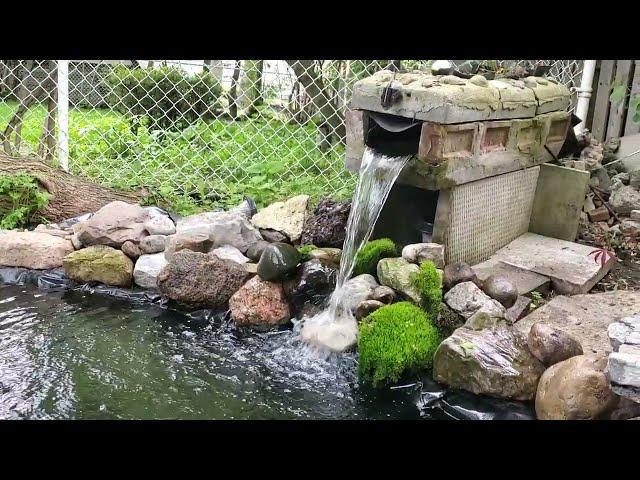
350,70 -> 571,124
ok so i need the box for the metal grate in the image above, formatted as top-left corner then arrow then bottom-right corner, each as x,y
445,167 -> 540,265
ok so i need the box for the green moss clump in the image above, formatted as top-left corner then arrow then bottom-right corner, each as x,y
297,244 -> 317,262
410,260 -> 443,318
358,302 -> 442,387
353,238 -> 397,276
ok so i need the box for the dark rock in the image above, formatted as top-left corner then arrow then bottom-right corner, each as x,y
246,240 -> 271,262
121,241 -> 141,260
157,250 -> 251,309
443,261 -> 477,291
505,295 -> 532,323
482,275 -> 518,308
229,276 -> 291,330
257,242 -> 301,281
301,198 -> 351,248
259,228 -> 290,244
355,300 -> 385,321
527,323 -> 584,366
283,259 -> 336,318
433,302 -> 464,337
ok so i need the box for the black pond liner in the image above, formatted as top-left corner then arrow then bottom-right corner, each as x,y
0,266 -> 537,420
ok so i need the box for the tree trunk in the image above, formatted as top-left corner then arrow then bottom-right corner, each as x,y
227,60 -> 241,120
0,155 -> 146,223
243,60 -> 262,116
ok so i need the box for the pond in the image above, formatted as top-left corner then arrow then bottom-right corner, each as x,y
0,282 -> 534,420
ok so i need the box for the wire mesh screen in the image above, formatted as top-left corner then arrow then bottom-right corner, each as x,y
0,59 -> 583,214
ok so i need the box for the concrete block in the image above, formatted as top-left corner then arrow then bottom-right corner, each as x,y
529,163 -> 590,242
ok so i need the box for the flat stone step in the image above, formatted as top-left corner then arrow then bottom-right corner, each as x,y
472,258 -> 551,296
515,290 -> 640,356
477,232 -> 614,295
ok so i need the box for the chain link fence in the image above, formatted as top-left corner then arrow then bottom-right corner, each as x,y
0,59 -> 584,214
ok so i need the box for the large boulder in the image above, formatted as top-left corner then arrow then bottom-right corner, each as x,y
246,240 -> 271,262
401,243 -> 445,269
0,231 -> 74,269
535,355 -> 618,420
133,253 -> 168,289
283,259 -> 336,318
257,242 -> 301,281
444,281 -> 505,319
250,195 -> 309,243
433,327 -> 545,400
609,185 -> 640,215
176,211 -> 262,253
443,262 -> 477,291
376,257 -> 421,304
229,276 -> 291,330
164,231 -> 214,261
301,198 -> 350,248
143,209 -> 175,236
63,245 -> 133,287
76,201 -> 147,248
527,323 -> 583,366
157,250 -> 251,309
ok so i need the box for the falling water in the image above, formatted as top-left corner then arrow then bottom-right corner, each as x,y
299,147 -> 410,352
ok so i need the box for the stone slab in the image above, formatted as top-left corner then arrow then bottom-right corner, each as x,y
472,257 -> 550,295
529,163 -> 590,242
515,290 -> 640,356
483,232 -> 614,295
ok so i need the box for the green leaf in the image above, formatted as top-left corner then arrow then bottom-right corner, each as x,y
610,85 -> 627,104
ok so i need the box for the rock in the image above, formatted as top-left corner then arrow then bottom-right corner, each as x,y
121,240 -> 141,260
611,384 -> 640,404
0,231 -> 74,269
587,206 -> 610,222
301,198 -> 351,248
243,263 -> 258,275
535,355 -> 618,420
620,219 -> 640,238
608,315 -> 640,351
63,245 -> 133,287
283,259 -> 336,318
56,212 -> 93,231
133,253 -> 168,289
34,224 -> 71,238
464,307 -> 508,330
227,197 -> 257,220
482,275 -> 518,308
229,276 -> 291,330
164,232 -> 214,261
600,395 -> 640,418
609,352 -> 640,388
370,285 -> 396,304
590,167 -> 612,192
444,281 -> 506,319
176,211 -> 262,253
257,242 -> 301,281
259,229 -> 290,244
527,323 -> 584,366
157,250 -> 251,309
307,248 -> 341,269
631,210 -> 640,221
631,170 -> 640,189
443,262 -> 477,291
434,302 -> 465,337
210,245 -> 250,264
611,172 -> 630,187
376,257 -> 421,303
143,212 -> 175,236
609,185 -> 640,215
250,195 -> 309,243
76,201 -> 147,248
139,235 -> 167,254
245,241 -> 271,262
340,274 -> 379,313
433,327 -> 545,400
469,74 -> 488,87
70,233 -> 82,250
505,295 -> 532,324
355,300 -> 385,321
401,242 -> 445,268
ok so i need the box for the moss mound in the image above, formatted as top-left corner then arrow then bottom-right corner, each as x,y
353,238 -> 397,277
297,244 -> 317,262
410,260 -> 442,317
358,301 -> 442,387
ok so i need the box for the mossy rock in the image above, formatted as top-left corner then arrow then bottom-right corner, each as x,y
63,245 -> 134,287
353,238 -> 397,277
358,301 -> 442,387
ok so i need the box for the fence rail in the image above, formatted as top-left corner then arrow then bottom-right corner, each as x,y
0,59 -> 584,214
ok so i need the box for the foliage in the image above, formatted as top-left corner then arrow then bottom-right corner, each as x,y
106,65 -> 222,132
610,82 -> 640,124
410,261 -> 443,318
589,247 -> 617,267
352,238 -> 397,277
0,173 -> 50,229
298,244 -> 317,262
358,302 -> 442,387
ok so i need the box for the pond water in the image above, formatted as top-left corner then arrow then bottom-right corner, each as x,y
0,282 -> 535,420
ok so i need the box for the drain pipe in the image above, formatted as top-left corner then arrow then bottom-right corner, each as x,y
574,60 -> 597,135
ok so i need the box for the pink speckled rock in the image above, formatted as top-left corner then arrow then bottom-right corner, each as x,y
229,276 -> 291,330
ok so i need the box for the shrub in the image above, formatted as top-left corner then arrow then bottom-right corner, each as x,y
107,65 -> 222,131
410,260 -> 443,318
0,173 -> 50,229
298,244 -> 317,262
353,238 -> 397,277
358,301 -> 442,387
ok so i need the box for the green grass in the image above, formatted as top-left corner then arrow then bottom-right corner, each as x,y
358,302 -> 442,387
0,101 -> 356,214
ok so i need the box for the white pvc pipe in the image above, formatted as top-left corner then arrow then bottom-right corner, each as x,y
574,60 -> 597,135
57,60 -> 69,172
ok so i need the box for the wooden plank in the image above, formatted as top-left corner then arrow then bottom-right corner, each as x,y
592,60 -> 615,142
624,60 -> 640,135
607,60 -> 633,140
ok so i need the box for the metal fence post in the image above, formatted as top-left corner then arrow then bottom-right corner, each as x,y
57,60 -> 69,172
